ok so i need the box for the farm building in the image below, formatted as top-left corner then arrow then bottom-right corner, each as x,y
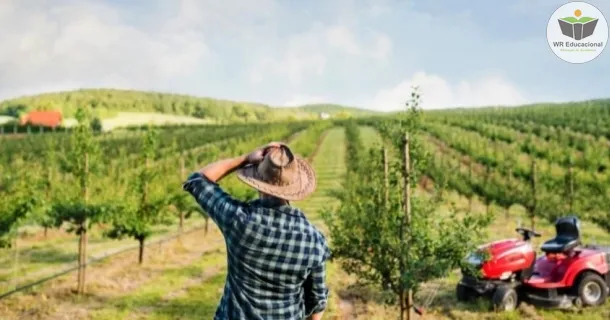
20,111 -> 63,128
319,112 -> 330,120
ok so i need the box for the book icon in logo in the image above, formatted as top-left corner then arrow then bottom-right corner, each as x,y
558,9 -> 599,40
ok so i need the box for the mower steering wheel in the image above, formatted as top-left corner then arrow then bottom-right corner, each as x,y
515,227 -> 541,241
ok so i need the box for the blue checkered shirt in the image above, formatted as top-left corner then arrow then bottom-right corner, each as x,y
183,172 -> 330,320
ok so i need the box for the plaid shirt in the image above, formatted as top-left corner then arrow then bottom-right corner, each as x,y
183,172 -> 330,320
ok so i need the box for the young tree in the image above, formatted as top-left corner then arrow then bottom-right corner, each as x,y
48,107 -> 106,294
323,87 -> 492,320
104,127 -> 173,264
0,161 -> 40,248
0,161 -> 41,290
170,190 -> 195,233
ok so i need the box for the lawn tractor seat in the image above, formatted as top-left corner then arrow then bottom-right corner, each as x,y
540,216 -> 581,254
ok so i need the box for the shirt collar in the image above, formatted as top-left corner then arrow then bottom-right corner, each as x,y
251,198 -> 305,217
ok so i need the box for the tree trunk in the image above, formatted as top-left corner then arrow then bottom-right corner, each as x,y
179,212 -> 184,232
406,290 -> 414,320
77,227 -> 86,294
400,290 -> 406,320
78,152 -> 90,295
44,227 -> 48,238
12,237 -> 19,290
138,238 -> 145,265
205,217 -> 209,235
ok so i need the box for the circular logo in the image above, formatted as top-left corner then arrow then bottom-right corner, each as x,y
547,1 -> 608,64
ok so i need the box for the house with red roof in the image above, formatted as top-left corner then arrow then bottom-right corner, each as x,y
20,111 -> 63,128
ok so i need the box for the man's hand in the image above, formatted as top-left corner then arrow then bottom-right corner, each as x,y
245,142 -> 283,165
198,142 -> 284,183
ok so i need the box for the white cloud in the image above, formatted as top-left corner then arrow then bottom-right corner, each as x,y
369,72 -> 528,111
249,28 -> 328,85
283,95 -> 327,107
249,22 -> 392,86
325,25 -> 392,60
0,0 -> 210,100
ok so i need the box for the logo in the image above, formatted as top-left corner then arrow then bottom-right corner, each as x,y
547,2 -> 608,64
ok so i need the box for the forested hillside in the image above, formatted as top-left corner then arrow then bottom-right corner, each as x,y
0,88 -> 373,122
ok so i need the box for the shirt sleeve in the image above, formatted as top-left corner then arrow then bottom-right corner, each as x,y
304,237 -> 331,316
182,172 -> 247,233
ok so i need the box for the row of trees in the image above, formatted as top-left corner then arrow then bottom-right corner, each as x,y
0,109 -> 314,294
0,120 -> 312,165
422,121 -> 610,220
427,99 -> 610,139
324,89 -> 492,319
433,117 -> 609,172
419,124 -> 610,238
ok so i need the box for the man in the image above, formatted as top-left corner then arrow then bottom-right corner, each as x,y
183,142 -> 330,320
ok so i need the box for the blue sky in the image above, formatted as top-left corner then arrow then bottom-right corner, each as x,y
0,0 -> 608,111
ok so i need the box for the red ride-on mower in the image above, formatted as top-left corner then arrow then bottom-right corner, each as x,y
456,216 -> 610,311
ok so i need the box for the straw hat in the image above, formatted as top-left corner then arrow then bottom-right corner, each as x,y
237,144 -> 316,201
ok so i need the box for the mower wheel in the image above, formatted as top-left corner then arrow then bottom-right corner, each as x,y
492,285 -> 518,312
574,272 -> 609,306
456,283 -> 477,302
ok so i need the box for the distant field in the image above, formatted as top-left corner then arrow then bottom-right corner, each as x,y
98,112 -> 214,131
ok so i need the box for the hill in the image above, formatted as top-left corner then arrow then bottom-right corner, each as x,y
0,88 -> 375,123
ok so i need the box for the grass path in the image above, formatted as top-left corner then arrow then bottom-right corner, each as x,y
359,126 -> 383,148
295,127 -> 348,319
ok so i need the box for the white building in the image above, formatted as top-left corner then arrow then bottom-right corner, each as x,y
0,116 -> 16,125
319,112 -> 330,120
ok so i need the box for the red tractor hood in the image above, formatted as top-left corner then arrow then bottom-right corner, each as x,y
479,239 -> 522,258
473,238 -> 537,279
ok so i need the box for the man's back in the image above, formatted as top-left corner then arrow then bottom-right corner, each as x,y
184,172 -> 329,320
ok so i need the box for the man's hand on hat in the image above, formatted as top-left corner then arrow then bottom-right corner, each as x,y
245,142 -> 283,165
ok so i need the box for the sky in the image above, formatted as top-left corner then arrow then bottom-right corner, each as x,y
0,0 -> 609,111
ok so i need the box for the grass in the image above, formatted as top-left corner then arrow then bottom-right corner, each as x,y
0,217 -> 207,291
87,249 -> 227,320
0,226 -> 227,319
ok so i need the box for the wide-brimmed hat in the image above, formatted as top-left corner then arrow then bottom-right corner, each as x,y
236,144 -> 316,201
